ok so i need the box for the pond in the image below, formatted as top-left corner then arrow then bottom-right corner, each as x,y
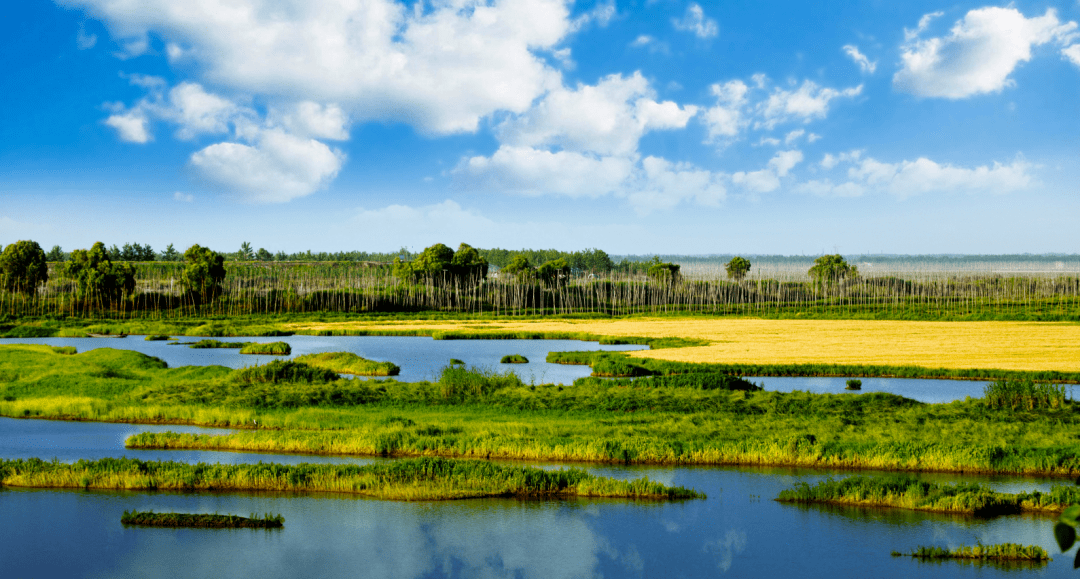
4,335 -> 649,385
0,418 -> 1071,578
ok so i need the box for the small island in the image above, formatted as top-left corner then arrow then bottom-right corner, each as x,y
121,510 -> 284,529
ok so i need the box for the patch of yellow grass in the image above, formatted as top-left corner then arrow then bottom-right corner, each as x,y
286,318 -> 1080,372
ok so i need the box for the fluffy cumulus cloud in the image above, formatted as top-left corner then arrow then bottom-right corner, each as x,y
1064,43 -> 1080,67
702,75 -> 860,142
731,150 -> 803,193
459,146 -> 632,198
68,0 -> 574,134
190,129 -> 344,203
799,151 -> 1033,198
894,7 -> 1078,99
672,3 -> 718,39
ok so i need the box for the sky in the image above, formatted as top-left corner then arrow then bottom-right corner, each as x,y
2,0 -> 1079,256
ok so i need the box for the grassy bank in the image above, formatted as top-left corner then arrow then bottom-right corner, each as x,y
0,457 -> 702,501
4,344 -> 1080,475
776,475 -> 1080,515
893,543 -> 1050,562
121,510 -> 284,529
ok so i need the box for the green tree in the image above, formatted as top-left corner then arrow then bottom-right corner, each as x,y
725,256 -> 751,281
181,244 -> 226,303
537,258 -> 570,284
646,256 -> 681,283
45,245 -> 66,262
808,254 -> 858,285
256,248 -> 273,261
237,242 -> 254,261
450,243 -> 489,280
1,240 -> 49,295
394,243 -> 457,282
159,244 -> 181,262
501,254 -> 534,281
65,242 -> 136,301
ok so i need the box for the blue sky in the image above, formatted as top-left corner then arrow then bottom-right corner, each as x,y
2,0 -> 1079,255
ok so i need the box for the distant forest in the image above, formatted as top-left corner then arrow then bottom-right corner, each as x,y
32,241 -> 1080,274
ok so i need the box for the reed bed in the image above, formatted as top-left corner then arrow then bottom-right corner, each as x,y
893,543 -> 1050,562
292,352 -> 399,376
0,457 -> 703,500
238,342 -> 291,355
984,380 -> 1068,410
776,475 -> 1080,515
121,510 -> 284,529
5,260 -> 1080,322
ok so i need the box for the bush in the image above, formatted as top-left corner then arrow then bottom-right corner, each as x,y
845,379 -> 862,390
500,354 -> 528,364
145,335 -> 170,341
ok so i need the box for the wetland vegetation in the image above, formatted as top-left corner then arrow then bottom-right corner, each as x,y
892,543 -> 1051,562
0,456 -> 702,500
121,510 -> 284,529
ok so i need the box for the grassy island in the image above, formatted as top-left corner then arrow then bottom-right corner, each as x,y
121,510 -> 284,529
500,354 -> 528,364
893,543 -> 1050,562
293,352 -> 399,376
0,456 -> 703,501
776,475 -> 1080,516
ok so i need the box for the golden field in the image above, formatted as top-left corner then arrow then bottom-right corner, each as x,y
286,318 -> 1080,372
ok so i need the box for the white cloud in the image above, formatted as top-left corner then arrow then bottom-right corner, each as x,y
758,80 -> 862,129
103,109 -> 151,143
784,129 -> 805,145
189,129 -> 344,203
672,3 -> 718,39
894,7 -> 1079,98
70,0 -> 576,135
703,76 -> 860,143
731,150 -> 803,193
626,156 -> 726,213
497,72 -> 697,157
631,35 -> 653,47
458,146 -> 632,198
165,82 -> 244,139
1064,44 -> 1080,66
273,102 -> 350,141
572,0 -> 615,30
842,44 -> 876,74
803,151 -> 1033,198
173,191 -> 194,202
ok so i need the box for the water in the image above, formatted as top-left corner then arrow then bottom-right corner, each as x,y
747,376 -> 994,404
0,418 -> 1074,578
5,335 -> 648,385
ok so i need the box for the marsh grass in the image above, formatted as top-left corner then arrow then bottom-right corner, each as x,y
121,510 -> 284,529
231,360 -> 339,384
984,380 -> 1068,410
845,379 -> 862,390
895,543 -> 1050,562
0,456 -> 703,500
238,342 -> 291,355
144,335 -> 170,341
187,339 -> 246,349
500,354 -> 528,364
293,352 -> 399,376
776,475 -> 1080,515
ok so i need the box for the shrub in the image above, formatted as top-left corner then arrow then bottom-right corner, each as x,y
845,379 -> 862,390
500,354 -> 529,364
232,360 -> 339,384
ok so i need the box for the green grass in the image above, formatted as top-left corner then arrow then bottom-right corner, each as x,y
500,354 -> 528,364
121,510 -> 284,529
776,475 -> 1080,515
0,456 -> 703,501
984,380 -> 1067,410
51,346 -> 76,355
4,344 -> 1080,474
186,339 -> 246,349
894,543 -> 1050,562
238,342 -> 291,355
293,352 -> 399,376
144,335 -> 170,341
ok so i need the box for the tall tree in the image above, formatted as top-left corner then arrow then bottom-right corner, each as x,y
181,244 -> 227,303
65,242 -> 135,300
725,256 -> 751,281
0,240 -> 49,295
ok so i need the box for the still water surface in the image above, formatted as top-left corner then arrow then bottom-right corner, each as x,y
0,417 -> 1072,578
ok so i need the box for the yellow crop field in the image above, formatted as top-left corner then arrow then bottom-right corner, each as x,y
288,318 -> 1080,372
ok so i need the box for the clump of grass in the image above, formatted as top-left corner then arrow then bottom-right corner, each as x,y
239,342 -> 292,355
0,457 -> 704,501
144,335 -> 170,341
188,339 -> 247,349
231,360 -> 339,384
984,380 -> 1067,410
500,354 -> 528,364
592,358 -> 653,377
448,358 -> 465,366
893,543 -> 1050,562
845,379 -> 862,390
50,346 -> 77,355
439,365 -> 525,400
293,352 -> 399,376
121,510 -> 284,529
777,475 -> 1080,516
